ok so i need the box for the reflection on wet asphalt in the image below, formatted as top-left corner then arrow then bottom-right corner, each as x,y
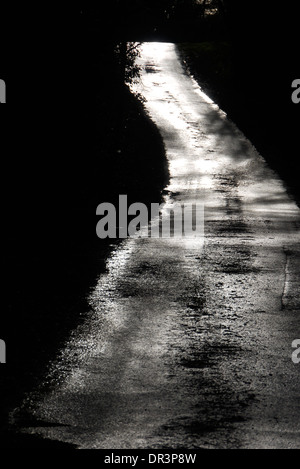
13,43 -> 300,449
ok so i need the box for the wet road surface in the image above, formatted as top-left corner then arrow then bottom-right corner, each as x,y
13,43 -> 300,449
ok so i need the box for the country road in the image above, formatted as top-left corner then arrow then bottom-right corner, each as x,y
12,43 -> 300,449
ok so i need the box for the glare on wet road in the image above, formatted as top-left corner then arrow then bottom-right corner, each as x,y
14,43 -> 300,449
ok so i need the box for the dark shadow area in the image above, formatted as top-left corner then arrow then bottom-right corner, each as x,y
1,1 -> 299,448
1,6 -> 169,447
1,431 -> 77,449
176,3 -> 299,206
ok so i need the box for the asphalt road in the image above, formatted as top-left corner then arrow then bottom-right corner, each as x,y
12,43 -> 300,449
